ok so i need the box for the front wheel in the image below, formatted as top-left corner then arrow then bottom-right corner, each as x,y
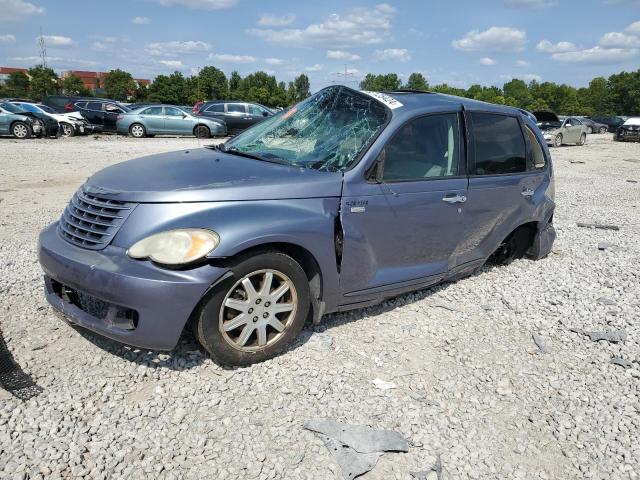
129,123 -> 146,138
553,134 -> 563,148
586,126 -> 593,134
598,127 -> 607,134
60,122 -> 75,137
11,121 -> 31,139
194,251 -> 310,366
194,125 -> 211,138
578,133 -> 586,146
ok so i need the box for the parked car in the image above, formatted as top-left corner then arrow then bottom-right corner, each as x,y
64,99 -> 131,132
614,117 -> 640,142
2,101 -> 60,137
38,86 -> 556,366
116,105 -> 226,138
577,117 -> 608,134
11,101 -> 90,137
194,101 -> 273,134
0,101 -> 43,138
534,111 -> 588,147
589,116 -> 625,133
42,95 -> 95,113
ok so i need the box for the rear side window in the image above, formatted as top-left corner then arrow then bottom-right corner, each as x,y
86,102 -> 102,111
523,125 -> 546,170
471,113 -> 526,175
205,103 -> 224,113
383,113 -> 460,181
226,103 -> 245,113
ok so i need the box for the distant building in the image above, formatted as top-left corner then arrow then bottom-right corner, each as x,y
61,70 -> 150,91
0,67 -> 29,85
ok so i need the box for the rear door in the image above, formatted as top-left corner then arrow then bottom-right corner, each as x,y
0,107 -> 10,133
454,111 -> 546,267
139,106 -> 165,132
84,101 -> 105,127
225,103 -> 250,131
340,111 -> 468,296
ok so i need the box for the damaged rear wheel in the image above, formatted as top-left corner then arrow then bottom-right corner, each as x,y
489,226 -> 533,266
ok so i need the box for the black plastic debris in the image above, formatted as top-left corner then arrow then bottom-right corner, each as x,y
570,328 -> 627,344
569,160 -> 585,164
532,332 -> 548,353
597,242 -> 616,251
411,454 -> 444,480
576,222 -> 620,231
610,357 -> 633,369
304,419 -> 409,480
0,328 -> 43,400
627,179 -> 638,183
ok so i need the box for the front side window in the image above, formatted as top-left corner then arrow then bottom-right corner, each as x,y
164,107 -> 184,117
249,104 -> 268,115
141,106 -> 163,115
14,103 -> 38,113
471,113 -> 526,175
382,114 -> 460,181
523,125 -> 546,170
205,103 -> 224,113
227,104 -> 246,113
105,103 -> 124,113
226,86 -> 389,172
37,104 -> 56,113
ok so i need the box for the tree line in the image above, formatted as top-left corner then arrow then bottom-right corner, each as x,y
2,64 -> 638,115
0,65 -> 311,108
360,71 -> 640,116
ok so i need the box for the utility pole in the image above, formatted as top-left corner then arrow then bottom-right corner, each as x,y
333,64 -> 357,87
38,27 -> 47,69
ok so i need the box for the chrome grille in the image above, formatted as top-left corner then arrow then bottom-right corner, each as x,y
58,187 -> 135,250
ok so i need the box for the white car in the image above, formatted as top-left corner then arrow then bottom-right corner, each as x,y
11,102 -> 89,137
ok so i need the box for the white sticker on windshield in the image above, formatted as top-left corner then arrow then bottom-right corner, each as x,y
361,91 -> 404,110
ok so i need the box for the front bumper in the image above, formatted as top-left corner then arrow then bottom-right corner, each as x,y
616,132 -> 640,142
38,223 -> 229,350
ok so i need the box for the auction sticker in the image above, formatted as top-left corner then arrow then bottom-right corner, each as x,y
361,91 -> 404,109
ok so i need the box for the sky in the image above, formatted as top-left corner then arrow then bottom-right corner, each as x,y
0,0 -> 639,91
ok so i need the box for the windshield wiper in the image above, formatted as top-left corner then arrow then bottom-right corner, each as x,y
223,147 -> 294,166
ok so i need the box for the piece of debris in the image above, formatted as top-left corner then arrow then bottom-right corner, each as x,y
532,332 -> 548,353
577,222 -> 620,231
411,454 -> 444,480
626,179 -> 638,183
597,241 -> 616,251
304,419 -> 409,479
570,160 -> 585,164
570,328 -> 627,344
372,378 -> 397,390
433,301 -> 460,312
610,357 -> 633,369
596,297 -> 616,306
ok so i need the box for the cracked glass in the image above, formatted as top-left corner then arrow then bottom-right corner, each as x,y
225,86 -> 389,172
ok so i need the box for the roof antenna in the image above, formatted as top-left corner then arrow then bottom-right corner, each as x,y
38,27 -> 47,68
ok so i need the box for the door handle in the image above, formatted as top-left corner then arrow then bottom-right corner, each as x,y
442,194 -> 467,204
521,188 -> 535,198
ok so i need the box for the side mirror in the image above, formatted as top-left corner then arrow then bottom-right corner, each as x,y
182,114 -> 187,118
262,111 -> 269,117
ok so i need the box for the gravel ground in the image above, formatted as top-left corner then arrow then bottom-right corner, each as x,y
0,133 -> 639,480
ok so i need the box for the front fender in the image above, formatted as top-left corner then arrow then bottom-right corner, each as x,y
112,198 -> 342,309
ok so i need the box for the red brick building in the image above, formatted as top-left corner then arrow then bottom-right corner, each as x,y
0,67 -> 29,85
61,71 -> 150,91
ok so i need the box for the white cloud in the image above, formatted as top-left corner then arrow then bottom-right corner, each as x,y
159,60 -> 184,68
152,0 -> 236,10
504,0 -> 555,7
500,73 -> 542,82
627,21 -> 640,36
145,40 -> 212,56
209,53 -> 256,63
452,26 -> 526,52
479,57 -> 496,65
305,63 -> 324,71
536,40 -> 577,53
0,34 -> 16,43
257,13 -> 295,27
516,59 -> 529,67
598,21 -> 640,47
327,50 -> 361,61
0,0 -> 44,21
374,48 -> 411,61
132,16 -> 151,25
248,3 -> 396,48
265,57 -> 284,65
35,35 -> 74,47
551,46 -> 639,64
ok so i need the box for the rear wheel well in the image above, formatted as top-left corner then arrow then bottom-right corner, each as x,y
489,221 -> 537,265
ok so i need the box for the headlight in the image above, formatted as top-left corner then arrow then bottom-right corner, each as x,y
127,229 -> 219,265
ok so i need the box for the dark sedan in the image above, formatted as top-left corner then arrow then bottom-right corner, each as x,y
590,116 -> 625,133
194,101 -> 273,134
579,117 -> 609,134
615,117 -> 640,142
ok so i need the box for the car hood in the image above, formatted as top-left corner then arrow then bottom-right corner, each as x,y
533,111 -> 560,123
84,148 -> 344,203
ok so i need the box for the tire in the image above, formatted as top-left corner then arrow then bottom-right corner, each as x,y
489,227 -> 532,266
586,126 -> 593,134
60,122 -> 75,137
578,133 -> 586,146
194,125 -> 211,138
553,134 -> 562,148
194,251 -> 310,366
598,127 -> 607,134
11,122 -> 31,139
129,123 -> 146,138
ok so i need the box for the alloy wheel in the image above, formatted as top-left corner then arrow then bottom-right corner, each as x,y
554,134 -> 562,147
219,269 -> 297,352
131,124 -> 145,138
13,123 -> 28,138
61,123 -> 73,137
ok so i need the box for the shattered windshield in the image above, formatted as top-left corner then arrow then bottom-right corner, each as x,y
224,86 -> 389,172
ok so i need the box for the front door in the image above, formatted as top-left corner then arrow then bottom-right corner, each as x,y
225,103 -> 250,132
340,112 -> 467,297
139,106 -> 165,133
103,103 -> 125,132
163,106 -> 188,134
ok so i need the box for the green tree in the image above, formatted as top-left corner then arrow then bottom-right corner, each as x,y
5,72 -> 30,98
228,70 -> 243,99
359,73 -> 401,91
61,75 -> 91,96
148,72 -> 189,104
104,69 -> 137,100
608,70 -> 640,116
293,74 -> 310,101
405,72 -> 428,91
286,81 -> 297,105
28,65 -> 58,101
502,79 -> 532,109
198,66 -> 228,100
